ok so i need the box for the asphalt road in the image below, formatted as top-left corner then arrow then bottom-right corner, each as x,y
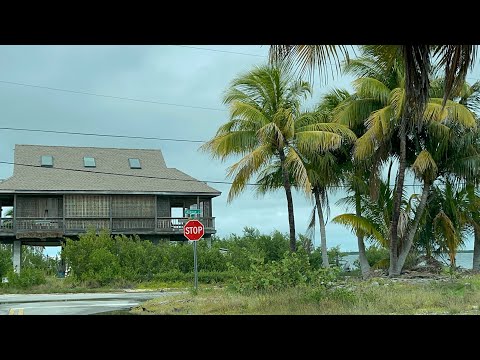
0,291 -> 181,315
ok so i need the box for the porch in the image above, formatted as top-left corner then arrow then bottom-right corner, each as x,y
0,216 -> 215,238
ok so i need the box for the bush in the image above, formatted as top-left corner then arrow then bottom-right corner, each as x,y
6,268 -> 46,289
62,227 -> 340,288
309,245 -> 347,270
353,246 -> 420,271
231,251 -> 340,293
153,270 -> 239,284
353,246 -> 390,269
306,286 -> 357,305
0,244 -> 12,278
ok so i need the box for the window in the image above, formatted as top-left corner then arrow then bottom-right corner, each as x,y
128,158 -> 141,169
83,157 -> 96,167
41,155 -> 53,167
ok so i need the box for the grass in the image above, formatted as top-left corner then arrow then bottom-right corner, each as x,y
130,275 -> 480,315
0,276 -> 190,294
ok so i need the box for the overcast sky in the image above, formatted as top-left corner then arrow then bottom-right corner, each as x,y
1,45 -> 479,254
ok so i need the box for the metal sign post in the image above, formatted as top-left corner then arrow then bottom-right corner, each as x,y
183,217 -> 204,292
193,241 -> 198,290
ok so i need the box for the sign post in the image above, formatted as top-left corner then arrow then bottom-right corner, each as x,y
193,241 -> 198,290
183,219 -> 204,291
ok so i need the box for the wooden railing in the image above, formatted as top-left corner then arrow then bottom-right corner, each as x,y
1,216 -> 216,235
16,218 -> 64,231
0,218 -> 14,232
64,218 -> 109,232
157,217 -> 188,231
199,217 -> 215,230
112,218 -> 155,231
156,217 -> 215,231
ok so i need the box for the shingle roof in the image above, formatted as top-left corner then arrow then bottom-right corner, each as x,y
0,145 -> 221,195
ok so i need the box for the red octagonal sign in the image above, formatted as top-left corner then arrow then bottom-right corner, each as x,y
183,219 -> 204,241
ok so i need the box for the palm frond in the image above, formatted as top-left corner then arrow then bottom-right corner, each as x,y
354,127 -> 377,160
390,87 -> 405,120
255,163 -> 284,194
229,101 -> 271,128
352,77 -> 391,105
305,206 -> 317,240
296,131 -> 342,153
412,150 -> 438,181
226,145 -> 273,202
285,147 -> 311,194
365,106 -> 394,136
334,98 -> 380,129
296,122 -> 357,142
199,130 -> 259,160
269,45 -> 351,83
331,213 -> 387,247
433,45 -> 477,104
257,122 -> 285,148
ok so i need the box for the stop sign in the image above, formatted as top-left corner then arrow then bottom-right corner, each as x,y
183,219 -> 204,241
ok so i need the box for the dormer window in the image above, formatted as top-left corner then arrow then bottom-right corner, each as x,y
83,157 -> 96,168
129,158 -> 141,169
41,155 -> 53,167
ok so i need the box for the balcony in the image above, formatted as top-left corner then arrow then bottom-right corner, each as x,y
15,218 -> 64,239
0,216 -> 215,238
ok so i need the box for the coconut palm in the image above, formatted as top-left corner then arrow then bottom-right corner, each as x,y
457,80 -> 480,270
255,90 -> 353,264
201,64 -> 356,252
304,89 -> 354,268
336,70 -> 476,275
464,183 -> 480,270
270,44 -> 477,276
431,181 -> 470,268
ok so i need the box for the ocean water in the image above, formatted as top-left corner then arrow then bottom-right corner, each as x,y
342,252 -> 474,270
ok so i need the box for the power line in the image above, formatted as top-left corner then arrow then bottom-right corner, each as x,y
0,80 -> 227,112
0,127 -> 206,144
172,45 -> 341,67
171,45 -> 267,58
0,159 -> 447,189
0,160 -> 234,186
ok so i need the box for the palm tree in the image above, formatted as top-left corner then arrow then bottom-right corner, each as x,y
304,89 -> 354,268
269,45 -> 477,276
337,73 -> 476,275
201,64 -> 356,252
465,183 -> 480,270
332,163 -> 397,255
457,80 -> 480,270
431,181 -> 470,269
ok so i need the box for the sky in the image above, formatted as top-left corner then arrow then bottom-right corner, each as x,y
0,45 -> 479,255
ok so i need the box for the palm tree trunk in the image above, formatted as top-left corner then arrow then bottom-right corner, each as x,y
313,188 -> 329,268
397,180 -> 431,272
355,192 -> 370,278
278,148 -> 296,252
390,45 -> 430,277
473,224 -> 480,270
389,118 -> 406,277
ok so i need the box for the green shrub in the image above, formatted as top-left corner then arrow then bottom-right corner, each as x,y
231,252 -> 340,293
306,286 -> 357,305
0,244 -> 12,278
353,246 -> 419,270
353,246 -> 390,269
6,268 -> 46,289
62,227 -> 341,288
309,245 -> 348,270
153,270 -> 239,284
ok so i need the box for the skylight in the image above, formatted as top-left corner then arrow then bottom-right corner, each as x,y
41,155 -> 53,167
83,157 -> 96,167
129,158 -> 141,169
